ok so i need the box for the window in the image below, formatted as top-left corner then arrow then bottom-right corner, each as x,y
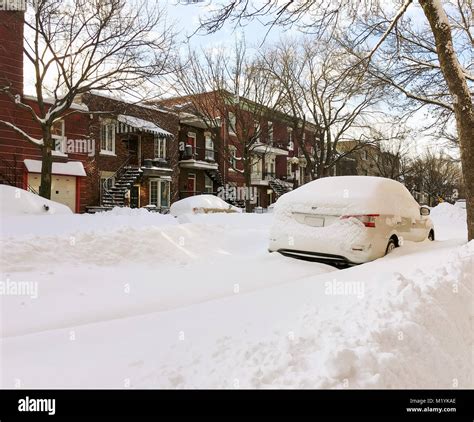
51,119 -> 65,153
266,155 -> 275,176
154,136 -> 166,159
254,122 -> 261,142
204,174 -> 213,193
251,155 -> 262,176
268,121 -> 273,144
187,174 -> 196,193
229,145 -> 237,168
287,127 -> 294,151
228,112 -> 236,135
362,150 -> 368,160
287,160 -> 293,177
100,119 -> 115,154
150,179 -> 171,208
204,132 -> 214,161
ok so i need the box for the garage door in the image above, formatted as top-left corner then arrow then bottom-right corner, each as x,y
28,173 -> 77,212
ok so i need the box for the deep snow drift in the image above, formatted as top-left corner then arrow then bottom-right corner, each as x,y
0,197 -> 472,388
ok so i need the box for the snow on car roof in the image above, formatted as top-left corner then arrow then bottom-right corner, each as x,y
275,176 -> 420,218
170,194 -> 235,217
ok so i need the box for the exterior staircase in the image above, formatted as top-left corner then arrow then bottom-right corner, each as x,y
269,177 -> 292,198
102,165 -> 141,208
205,168 -> 224,188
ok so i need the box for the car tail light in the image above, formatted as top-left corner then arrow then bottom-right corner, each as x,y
340,214 -> 379,228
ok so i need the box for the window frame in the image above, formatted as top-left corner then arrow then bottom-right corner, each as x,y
100,119 -> 116,155
204,132 -> 214,161
149,178 -> 171,208
154,136 -> 167,159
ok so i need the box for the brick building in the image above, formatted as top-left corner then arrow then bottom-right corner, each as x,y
159,92 -> 317,209
0,10 -> 90,212
78,93 -> 179,212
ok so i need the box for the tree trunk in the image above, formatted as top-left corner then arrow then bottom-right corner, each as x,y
419,0 -> 474,241
39,127 -> 53,199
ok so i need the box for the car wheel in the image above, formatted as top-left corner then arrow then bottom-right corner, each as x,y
385,238 -> 397,255
428,230 -> 435,241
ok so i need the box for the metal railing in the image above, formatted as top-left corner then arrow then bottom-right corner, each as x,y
250,171 -> 276,183
180,145 -> 217,162
0,155 -> 38,195
101,155 -> 133,206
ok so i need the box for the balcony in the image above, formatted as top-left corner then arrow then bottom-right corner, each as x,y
141,157 -> 172,175
179,145 -> 218,170
250,171 -> 275,186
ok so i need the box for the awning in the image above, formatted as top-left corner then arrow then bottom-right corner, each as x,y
117,115 -> 173,138
24,159 -> 86,177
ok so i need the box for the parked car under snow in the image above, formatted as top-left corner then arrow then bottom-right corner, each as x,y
170,194 -> 241,217
268,176 -> 435,266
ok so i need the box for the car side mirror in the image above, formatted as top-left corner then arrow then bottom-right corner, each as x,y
420,206 -> 430,216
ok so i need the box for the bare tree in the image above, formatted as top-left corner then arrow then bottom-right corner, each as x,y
0,0 -> 175,199
198,0 -> 474,240
405,150 -> 462,205
259,37 -> 385,179
171,39 -> 284,211
365,123 -> 413,181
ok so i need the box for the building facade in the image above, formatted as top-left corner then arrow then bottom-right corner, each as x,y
0,10 -> 90,212
79,93 -> 180,212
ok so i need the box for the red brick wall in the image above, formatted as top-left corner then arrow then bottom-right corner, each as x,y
0,11 -> 24,95
81,93 -> 180,206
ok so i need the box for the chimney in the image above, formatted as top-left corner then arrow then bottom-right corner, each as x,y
0,9 -> 25,96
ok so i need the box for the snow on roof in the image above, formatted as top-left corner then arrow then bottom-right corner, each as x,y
117,114 -> 173,138
88,91 -> 174,115
275,176 -> 420,218
253,143 -> 289,156
23,95 -> 89,112
24,159 -> 86,177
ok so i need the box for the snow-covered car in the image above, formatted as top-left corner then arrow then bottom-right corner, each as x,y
454,199 -> 466,209
268,176 -> 435,266
170,194 -> 241,217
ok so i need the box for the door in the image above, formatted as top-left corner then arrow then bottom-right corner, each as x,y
187,174 -> 196,194
130,185 -> 140,208
124,137 -> 139,165
28,173 -> 77,212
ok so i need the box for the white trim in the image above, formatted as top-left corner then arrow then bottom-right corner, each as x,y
100,119 -> 116,154
24,159 -> 86,177
149,177 -> 171,207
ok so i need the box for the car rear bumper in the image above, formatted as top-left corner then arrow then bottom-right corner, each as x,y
274,248 -> 359,267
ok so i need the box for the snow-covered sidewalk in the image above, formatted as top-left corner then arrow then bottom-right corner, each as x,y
1,203 -> 472,388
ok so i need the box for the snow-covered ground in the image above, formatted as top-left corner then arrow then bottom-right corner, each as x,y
0,194 -> 472,389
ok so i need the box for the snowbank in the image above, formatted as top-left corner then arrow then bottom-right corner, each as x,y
431,202 -> 467,223
0,185 -> 72,216
430,202 -> 467,241
101,206 -> 158,217
170,195 -> 240,217
275,176 -> 420,219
